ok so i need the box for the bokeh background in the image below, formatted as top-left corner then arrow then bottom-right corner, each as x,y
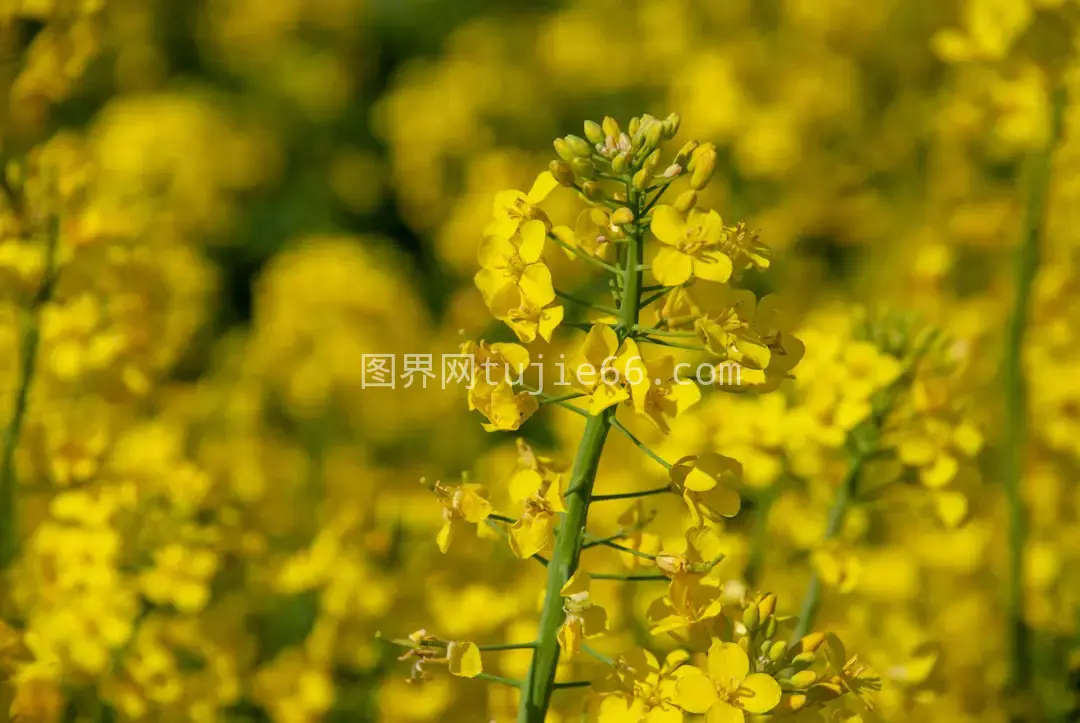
1,0 -> 1079,721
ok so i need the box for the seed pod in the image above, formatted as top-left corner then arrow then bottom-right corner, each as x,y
674,190 -> 698,213
566,135 -> 592,158
584,120 -> 605,145
571,157 -> 596,180
611,207 -> 635,225
554,138 -> 575,162
549,160 -> 575,186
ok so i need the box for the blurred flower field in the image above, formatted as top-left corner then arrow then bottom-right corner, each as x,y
1,0 -> 1080,721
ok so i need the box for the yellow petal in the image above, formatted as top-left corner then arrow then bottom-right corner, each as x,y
652,247 -> 694,286
458,484 -> 493,522
675,668 -> 720,714
922,454 -> 959,488
690,208 -> 724,242
706,701 -> 745,723
934,490 -> 968,528
650,205 -> 686,245
519,263 -> 556,306
560,569 -> 590,596
557,618 -> 583,657
448,641 -> 483,678
490,343 -> 531,374
708,642 -> 750,684
539,305 -> 564,342
527,171 -> 558,203
684,466 -> 718,492
509,469 -> 544,503
645,705 -> 683,723
738,673 -> 782,713
581,605 -> 609,637
698,485 -> 741,518
478,235 -> 516,269
518,219 -> 547,262
509,514 -> 552,559
436,520 -> 452,553
692,250 -> 733,283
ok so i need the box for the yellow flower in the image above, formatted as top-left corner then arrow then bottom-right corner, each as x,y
508,462 -> 564,559
597,648 -> 690,723
556,571 -> 608,658
487,171 -> 560,242
675,642 -> 783,722
138,544 -> 219,614
811,634 -> 881,709
575,324 -> 649,414
475,224 -> 555,309
646,576 -> 725,635
630,354 -> 702,434
552,207 -> 623,262
669,454 -> 743,526
486,283 -> 564,343
462,340 -> 540,431
649,205 -> 732,285
433,480 -> 493,553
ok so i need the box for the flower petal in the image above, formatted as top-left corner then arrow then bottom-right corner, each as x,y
519,263 -> 556,306
653,248 -> 694,286
708,642 -> 749,684
738,673 -> 782,713
447,641 -> 483,678
675,668 -> 720,714
692,250 -> 733,283
518,219 -> 547,262
527,171 -> 559,203
650,205 -> 686,245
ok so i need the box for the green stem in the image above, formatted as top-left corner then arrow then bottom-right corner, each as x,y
592,485 -> 671,502
554,289 -> 617,315
476,673 -> 524,688
584,538 -> 657,560
745,489 -> 775,587
517,186 -> 644,723
611,418 -> 672,470
591,571 -> 668,582
1003,84 -> 1066,700
0,212 -> 58,571
548,233 -> 620,274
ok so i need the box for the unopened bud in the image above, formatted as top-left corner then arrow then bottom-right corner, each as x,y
554,138 -> 575,162
674,190 -> 698,213
663,112 -> 681,139
584,120 -> 605,145
674,140 -> 699,167
689,146 -> 717,190
767,641 -> 788,662
757,593 -> 778,619
643,149 -> 661,175
629,116 -> 641,138
549,160 -> 575,186
571,157 -> 596,180
789,670 -> 818,689
611,207 -> 635,226
742,605 -> 760,631
791,651 -> 816,669
655,554 -> 685,576
645,122 -> 663,150
612,153 -> 628,174
763,616 -> 777,639
797,632 -> 826,654
581,181 -> 604,202
602,116 -> 621,139
565,135 -> 592,158
632,168 -> 649,191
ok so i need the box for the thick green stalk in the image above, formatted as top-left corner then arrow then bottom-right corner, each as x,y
0,213 -> 59,570
1003,85 -> 1066,700
517,190 -> 643,723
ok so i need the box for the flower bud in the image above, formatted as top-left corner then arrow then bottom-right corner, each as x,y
554,138 -> 575,162
655,554 -> 685,576
645,122 -> 663,150
742,605 -> 760,631
674,140 -> 699,167
602,116 -> 621,139
768,641 -> 788,662
581,181 -> 604,202
584,120 -> 605,145
612,153 -> 628,174
632,168 -> 650,192
549,160 -> 575,186
629,116 -> 641,138
642,149 -> 661,175
674,190 -> 698,213
611,207 -> 635,226
571,157 -> 596,180
566,135 -> 593,158
763,616 -> 777,639
662,112 -> 680,139
797,632 -> 826,654
757,593 -> 778,619
689,146 -> 717,190
789,670 -> 818,689
791,652 -> 816,669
